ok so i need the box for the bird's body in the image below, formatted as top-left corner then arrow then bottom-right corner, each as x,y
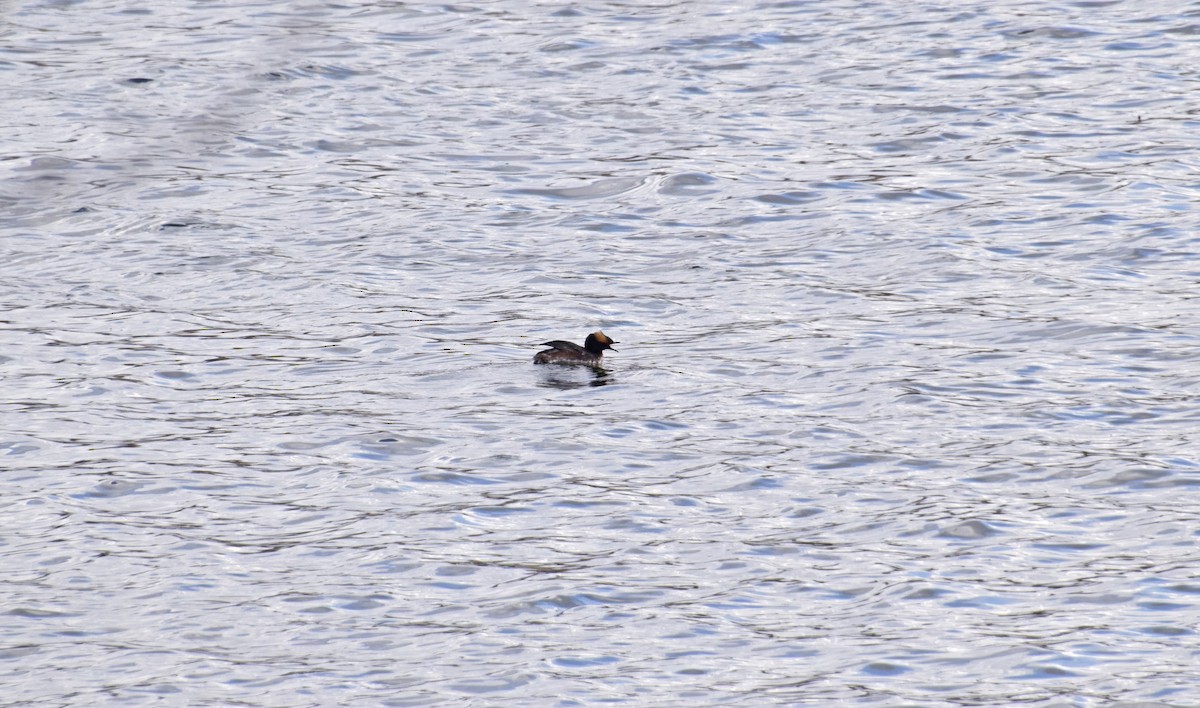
533,331 -> 617,366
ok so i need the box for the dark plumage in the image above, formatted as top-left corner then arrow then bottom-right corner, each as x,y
533,331 -> 617,366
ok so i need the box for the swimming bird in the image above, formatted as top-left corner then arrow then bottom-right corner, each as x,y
533,331 -> 617,366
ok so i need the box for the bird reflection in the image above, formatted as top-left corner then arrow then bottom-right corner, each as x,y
537,366 -> 611,389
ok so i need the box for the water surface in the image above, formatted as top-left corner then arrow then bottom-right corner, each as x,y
3,0 -> 1200,704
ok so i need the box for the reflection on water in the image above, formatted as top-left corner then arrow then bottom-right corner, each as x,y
536,365 -> 613,389
3,0 -> 1200,704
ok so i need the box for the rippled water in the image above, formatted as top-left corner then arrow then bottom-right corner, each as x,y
4,0 -> 1200,704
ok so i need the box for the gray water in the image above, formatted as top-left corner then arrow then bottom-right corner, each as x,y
4,0 -> 1200,705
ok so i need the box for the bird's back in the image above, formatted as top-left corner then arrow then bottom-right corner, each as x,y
533,339 -> 598,365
